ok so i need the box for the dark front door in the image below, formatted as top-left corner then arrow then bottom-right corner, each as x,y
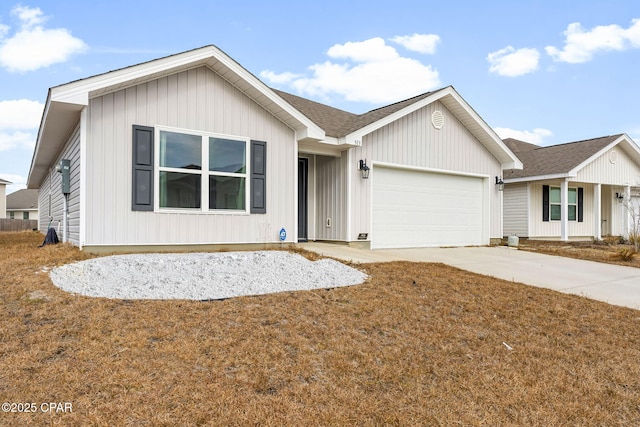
298,158 -> 309,241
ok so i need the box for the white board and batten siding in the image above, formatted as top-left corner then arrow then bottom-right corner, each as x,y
528,182 -> 596,238
349,100 -> 503,247
503,183 -> 528,237
38,123 -> 81,244
84,66 -> 296,247
576,146 -> 640,185
315,153 -> 348,241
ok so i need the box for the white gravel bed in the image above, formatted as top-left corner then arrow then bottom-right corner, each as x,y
49,251 -> 367,300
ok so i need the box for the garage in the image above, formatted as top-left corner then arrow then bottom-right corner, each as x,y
372,166 -> 487,249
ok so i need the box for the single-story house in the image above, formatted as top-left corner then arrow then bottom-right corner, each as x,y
6,189 -> 39,222
27,45 -> 521,253
0,178 -> 10,219
502,134 -> 640,240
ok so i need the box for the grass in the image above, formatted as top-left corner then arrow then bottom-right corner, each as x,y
2,231 -> 640,425
517,238 -> 640,268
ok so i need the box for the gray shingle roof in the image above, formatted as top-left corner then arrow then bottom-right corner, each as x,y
6,189 -> 38,209
273,88 -> 442,138
503,134 -> 622,179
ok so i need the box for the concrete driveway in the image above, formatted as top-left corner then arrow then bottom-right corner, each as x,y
301,242 -> 640,310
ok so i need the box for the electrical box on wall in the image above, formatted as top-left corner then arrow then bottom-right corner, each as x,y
58,159 -> 71,194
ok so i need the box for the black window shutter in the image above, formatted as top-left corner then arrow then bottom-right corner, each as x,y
132,125 -> 154,211
250,140 -> 266,214
577,187 -> 584,222
542,185 -> 550,222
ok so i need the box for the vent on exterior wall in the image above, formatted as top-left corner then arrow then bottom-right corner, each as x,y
431,110 -> 444,129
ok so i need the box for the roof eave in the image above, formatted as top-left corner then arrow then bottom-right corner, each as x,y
27,45 -> 327,189
343,86 -> 522,169
504,173 -> 575,184
567,134 -> 640,176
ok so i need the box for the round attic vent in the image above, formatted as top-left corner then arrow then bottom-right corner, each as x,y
609,150 -> 618,164
431,110 -> 444,130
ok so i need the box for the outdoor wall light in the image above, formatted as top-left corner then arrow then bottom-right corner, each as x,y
358,159 -> 370,179
615,192 -> 624,203
495,176 -> 504,191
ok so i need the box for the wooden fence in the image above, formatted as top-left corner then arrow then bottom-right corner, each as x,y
0,219 -> 38,232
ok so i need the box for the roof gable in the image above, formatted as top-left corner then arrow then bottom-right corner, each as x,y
276,86 -> 522,169
28,45 -> 325,188
504,134 -> 640,182
6,189 -> 38,209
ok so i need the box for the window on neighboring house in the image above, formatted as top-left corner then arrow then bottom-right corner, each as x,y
157,129 -> 248,211
549,186 -> 577,221
9,212 -> 14,219
23,212 -> 29,220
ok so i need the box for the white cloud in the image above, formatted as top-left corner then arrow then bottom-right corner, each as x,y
390,34 -> 440,54
12,5 -> 46,28
0,173 -> 27,194
261,37 -> 441,105
327,37 -> 399,62
0,99 -> 44,130
0,99 -> 43,151
0,131 -> 36,151
546,19 -> 640,63
259,70 -> 300,85
494,127 -> 553,145
0,5 -> 87,72
487,46 -> 540,77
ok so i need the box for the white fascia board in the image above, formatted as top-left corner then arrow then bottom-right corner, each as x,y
442,89 -> 522,170
501,161 -> 523,170
211,50 -> 325,141
294,124 -> 326,141
50,47 -> 218,105
343,86 -> 522,169
343,88 -> 454,145
298,140 -> 343,157
569,134 -> 640,176
49,45 -> 325,141
504,173 -> 574,184
27,90 -> 53,189
567,137 -> 623,176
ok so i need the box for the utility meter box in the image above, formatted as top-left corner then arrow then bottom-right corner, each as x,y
59,159 -> 71,194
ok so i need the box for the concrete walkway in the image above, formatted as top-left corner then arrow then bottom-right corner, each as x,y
300,242 -> 640,310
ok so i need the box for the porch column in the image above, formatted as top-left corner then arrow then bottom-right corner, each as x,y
561,179 -> 569,241
594,183 -> 601,240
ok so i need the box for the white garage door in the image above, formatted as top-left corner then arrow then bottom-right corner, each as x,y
372,166 -> 486,249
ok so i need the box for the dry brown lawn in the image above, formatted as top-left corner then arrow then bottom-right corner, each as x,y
2,231 -> 640,426
517,238 -> 640,268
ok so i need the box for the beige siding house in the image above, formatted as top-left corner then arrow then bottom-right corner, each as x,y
6,189 -> 39,221
27,45 -> 521,252
0,178 -> 10,219
503,135 -> 640,240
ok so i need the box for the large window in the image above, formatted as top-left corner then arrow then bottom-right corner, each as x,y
157,128 -> 248,211
549,187 -> 577,221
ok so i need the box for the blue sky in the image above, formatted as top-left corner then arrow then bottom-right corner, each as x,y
1,0 -> 640,193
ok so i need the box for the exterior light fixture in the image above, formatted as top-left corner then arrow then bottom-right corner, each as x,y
358,159 -> 370,179
495,176 -> 504,191
615,192 -> 624,203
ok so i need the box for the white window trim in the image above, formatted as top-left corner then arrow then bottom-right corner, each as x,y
549,186 -> 577,222
154,125 -> 251,214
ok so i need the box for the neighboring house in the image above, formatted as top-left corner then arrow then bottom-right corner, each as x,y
27,45 -> 521,253
6,189 -> 39,222
0,178 -> 10,219
502,134 -> 640,240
